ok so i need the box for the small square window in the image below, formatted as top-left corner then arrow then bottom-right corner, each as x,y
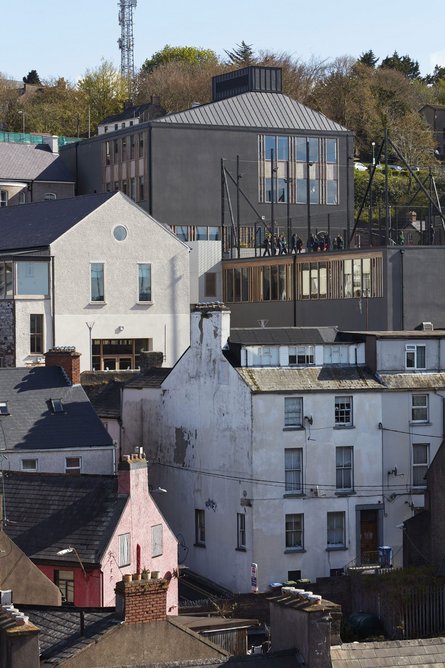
335,396 -> 353,426
406,345 -> 426,370
0,402 -> 9,415
65,457 -> 81,475
21,458 -> 37,471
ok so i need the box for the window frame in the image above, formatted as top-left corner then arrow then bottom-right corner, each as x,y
284,448 -> 303,493
411,394 -> 429,423
137,263 -> 152,302
327,511 -> 346,549
55,569 -> 74,604
284,396 -> 303,428
336,446 -> 353,492
151,524 -> 163,557
237,513 -> 246,550
405,344 -> 426,370
334,395 -> 353,427
0,190 -> 8,207
285,513 -> 304,550
30,314 -> 44,354
21,458 -> 38,471
118,533 -> 131,567
195,509 -> 206,546
0,401 -> 9,415
65,457 -> 81,475
412,443 -> 429,488
90,262 -> 105,303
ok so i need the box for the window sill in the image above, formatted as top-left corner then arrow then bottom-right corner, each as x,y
333,424 -> 355,430
409,421 -> 431,426
15,294 -> 50,300
284,548 -> 306,554
136,301 -> 153,305
194,542 -> 206,549
335,490 -> 356,496
235,547 -> 246,552
326,546 -> 347,552
89,301 -> 107,305
283,426 -> 305,431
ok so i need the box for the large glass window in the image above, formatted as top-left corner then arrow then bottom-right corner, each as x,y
90,263 -> 105,302
285,448 -> 303,493
336,447 -> 353,491
30,314 -> 44,354
285,513 -> 303,549
16,261 -> 49,295
284,397 -> 303,427
327,512 -> 345,548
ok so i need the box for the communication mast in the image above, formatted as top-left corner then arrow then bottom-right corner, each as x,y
117,0 -> 137,99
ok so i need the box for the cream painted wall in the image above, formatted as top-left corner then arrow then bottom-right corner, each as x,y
15,298 -> 53,366
49,194 -> 190,371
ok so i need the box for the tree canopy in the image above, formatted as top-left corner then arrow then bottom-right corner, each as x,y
225,41 -> 256,66
23,69 -> 41,85
141,45 -> 219,73
380,51 -> 421,80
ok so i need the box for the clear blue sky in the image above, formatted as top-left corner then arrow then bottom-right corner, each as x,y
2,0 -> 444,83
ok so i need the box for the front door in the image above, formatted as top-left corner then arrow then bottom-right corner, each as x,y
360,509 -> 379,564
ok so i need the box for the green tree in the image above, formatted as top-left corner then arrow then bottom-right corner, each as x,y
23,78 -> 84,137
225,41 -> 256,66
380,52 -> 420,80
77,60 -> 128,134
358,50 -> 379,68
141,45 -> 219,73
23,69 -> 41,85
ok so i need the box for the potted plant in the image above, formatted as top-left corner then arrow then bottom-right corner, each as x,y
141,567 -> 150,580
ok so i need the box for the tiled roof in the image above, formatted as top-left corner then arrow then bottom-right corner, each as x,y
153,91 -> 350,133
230,327 -> 341,346
331,637 -> 445,667
0,192 -> 114,251
3,472 -> 126,564
0,142 -> 74,182
20,606 -> 118,664
237,366 -> 382,393
0,366 -> 112,451
124,368 -> 172,388
379,373 -> 445,390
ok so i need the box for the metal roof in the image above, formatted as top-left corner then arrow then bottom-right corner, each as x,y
237,366 -> 382,393
153,92 -> 350,133
0,142 -> 74,182
229,327 -> 341,346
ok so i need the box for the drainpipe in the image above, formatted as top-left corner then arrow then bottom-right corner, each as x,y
400,250 -> 404,330
51,256 -> 55,347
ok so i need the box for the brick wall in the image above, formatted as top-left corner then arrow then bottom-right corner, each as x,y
115,578 -> 169,624
44,348 -> 81,384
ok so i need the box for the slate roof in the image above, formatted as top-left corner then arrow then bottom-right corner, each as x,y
124,367 -> 172,388
229,327 -> 341,346
237,366 -> 383,393
100,101 -> 164,125
3,472 -> 126,564
81,371 -> 139,418
0,366 -> 112,451
331,637 -> 445,667
0,142 -> 74,182
153,91 -> 350,133
379,373 -> 445,390
20,606 -> 119,664
0,192 -> 115,252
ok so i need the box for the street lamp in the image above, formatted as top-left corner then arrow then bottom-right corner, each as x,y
18,111 -> 26,134
371,141 -> 376,167
57,546 -> 87,576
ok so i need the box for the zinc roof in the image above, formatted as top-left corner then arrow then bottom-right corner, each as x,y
237,366 -> 382,393
153,91 -> 350,133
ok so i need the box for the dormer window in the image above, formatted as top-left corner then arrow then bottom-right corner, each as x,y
289,346 -> 314,365
51,399 -> 64,413
0,401 -> 9,415
406,344 -> 426,370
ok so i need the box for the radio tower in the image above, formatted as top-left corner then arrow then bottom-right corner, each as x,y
118,0 -> 137,99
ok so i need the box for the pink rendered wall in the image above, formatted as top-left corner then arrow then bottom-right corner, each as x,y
38,564 -> 102,607
102,457 -> 179,614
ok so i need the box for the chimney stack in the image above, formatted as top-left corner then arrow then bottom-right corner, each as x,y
115,577 -> 169,624
44,347 -> 81,385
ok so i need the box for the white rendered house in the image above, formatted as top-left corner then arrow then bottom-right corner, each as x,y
0,192 -> 190,372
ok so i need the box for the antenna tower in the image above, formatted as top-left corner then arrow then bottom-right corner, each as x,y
117,0 -> 137,99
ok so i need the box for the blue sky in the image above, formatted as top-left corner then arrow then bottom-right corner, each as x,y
2,0 -> 444,83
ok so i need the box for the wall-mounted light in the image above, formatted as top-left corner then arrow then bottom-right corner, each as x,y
117,325 -> 125,332
57,546 -> 86,577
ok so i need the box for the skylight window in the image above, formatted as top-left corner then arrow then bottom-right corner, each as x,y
51,399 -> 64,414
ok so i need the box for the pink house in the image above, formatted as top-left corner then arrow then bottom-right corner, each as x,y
4,455 -> 178,613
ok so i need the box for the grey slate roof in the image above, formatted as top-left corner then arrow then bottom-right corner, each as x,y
0,192 -> 115,252
3,471 -> 126,564
0,142 -> 74,182
124,367 -> 172,388
20,606 -> 118,665
237,366 -> 383,393
0,366 -> 112,451
153,91 -> 350,133
230,327 -> 341,346
331,637 -> 445,667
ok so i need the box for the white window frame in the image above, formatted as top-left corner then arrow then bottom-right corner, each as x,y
151,524 -> 163,557
118,533 -> 131,566
335,395 -> 353,426
237,513 -> 246,549
90,262 -> 105,303
137,263 -> 152,302
21,458 -> 38,471
284,397 -> 303,428
65,457 -> 81,475
405,344 -> 426,370
336,447 -> 353,491
413,443 -> 429,488
288,345 -> 314,366
285,448 -> 303,493
0,401 -> 9,415
43,193 -> 57,200
327,511 -> 346,548
285,513 -> 304,550
411,394 -> 429,423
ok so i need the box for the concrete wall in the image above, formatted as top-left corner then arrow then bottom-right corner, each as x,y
50,193 -> 190,371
